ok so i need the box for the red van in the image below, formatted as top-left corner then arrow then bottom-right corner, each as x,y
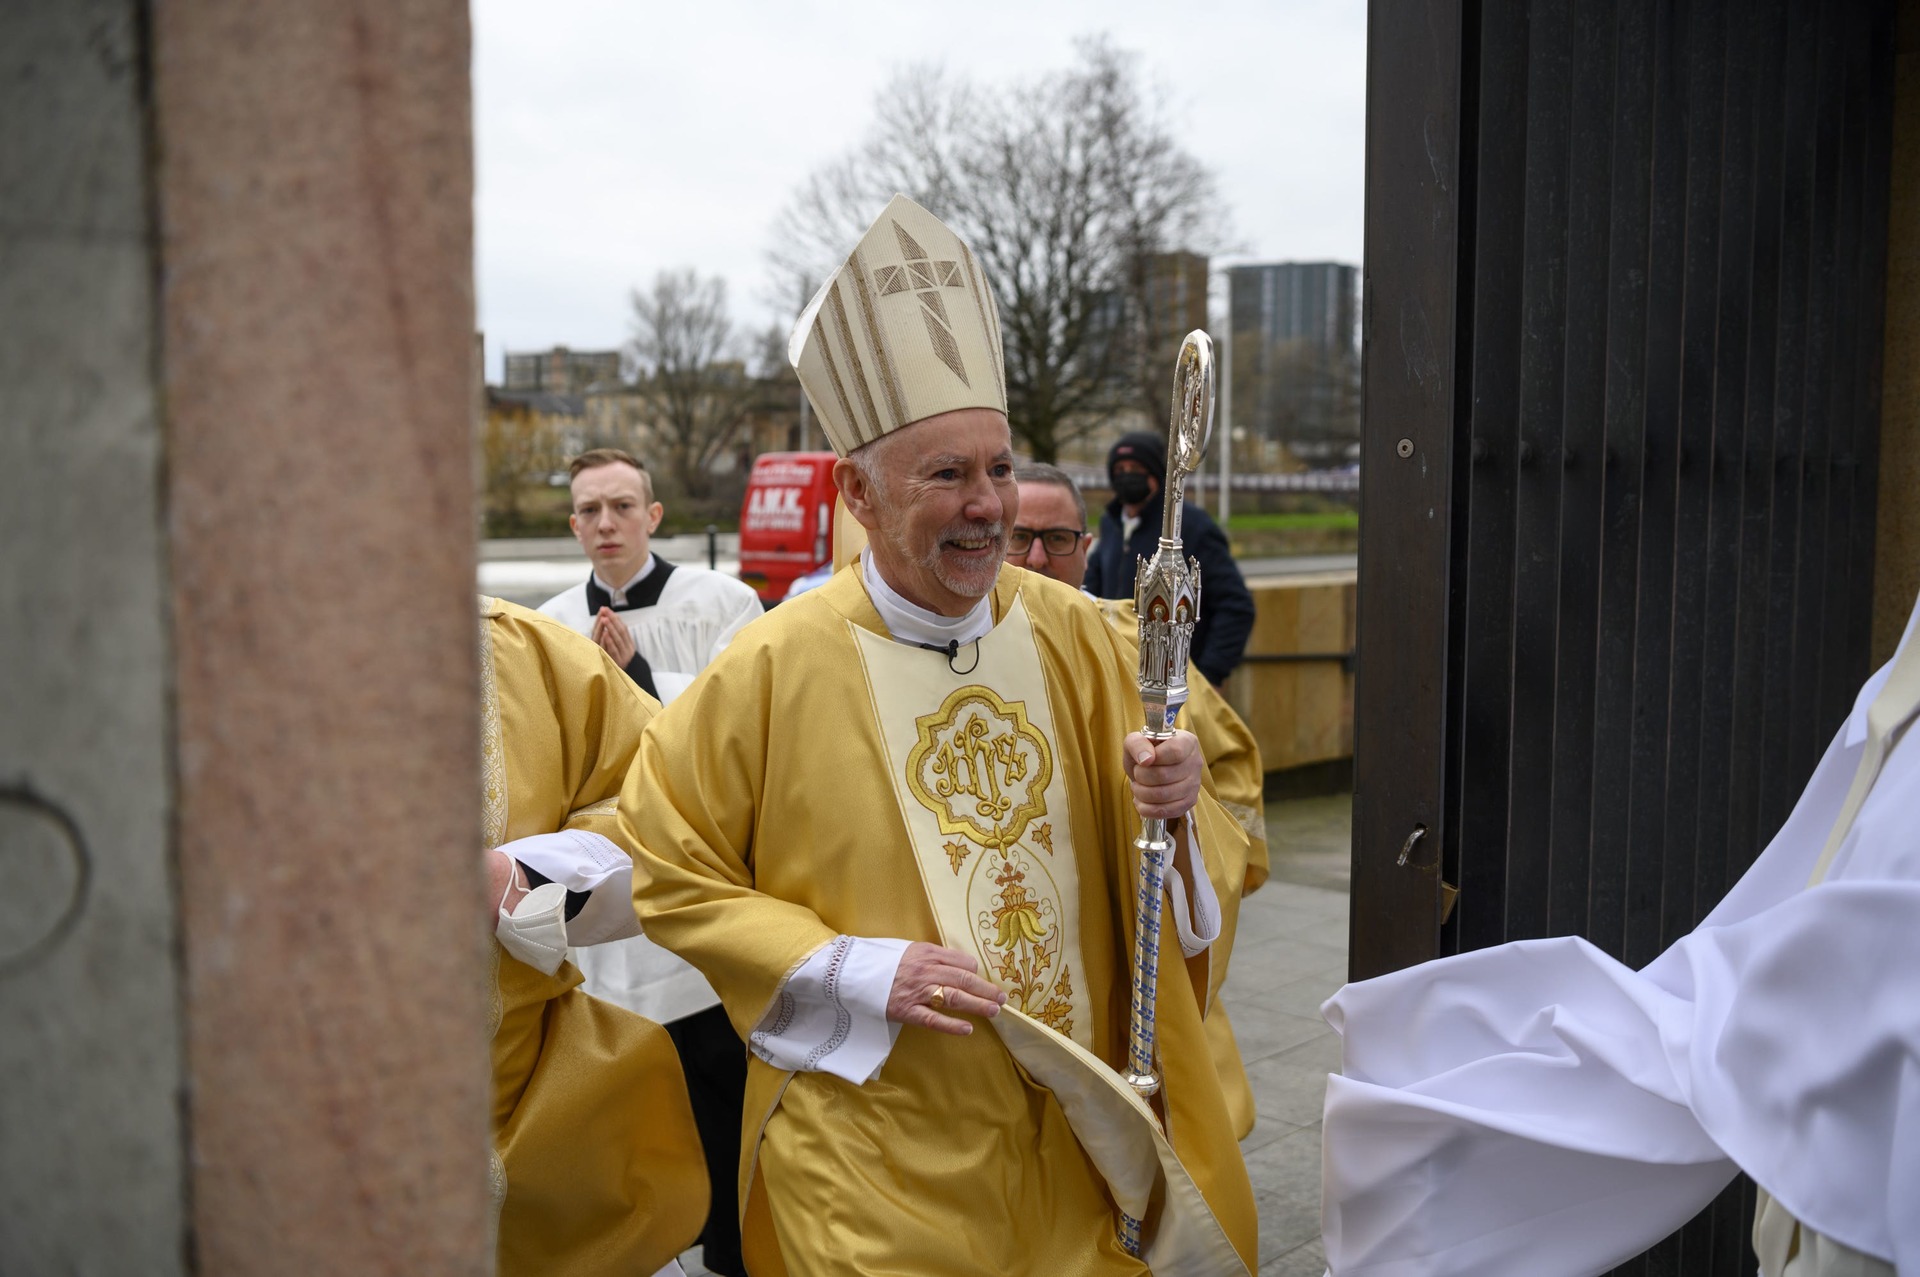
737,451 -> 838,605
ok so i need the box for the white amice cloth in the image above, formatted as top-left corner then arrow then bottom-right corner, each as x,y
745,558 -> 1222,1086
1320,597 -> 1920,1276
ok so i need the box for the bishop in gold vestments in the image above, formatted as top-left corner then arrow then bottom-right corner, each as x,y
479,597 -> 706,1275
625,194 -> 1257,1276
625,567 -> 1257,1275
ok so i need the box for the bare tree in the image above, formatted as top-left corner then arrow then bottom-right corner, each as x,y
768,38 -> 1227,463
626,269 -> 763,500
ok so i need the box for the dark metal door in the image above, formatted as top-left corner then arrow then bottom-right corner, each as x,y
1353,0 -> 1896,1271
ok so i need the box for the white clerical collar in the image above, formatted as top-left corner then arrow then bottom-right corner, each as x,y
593,555 -> 656,606
862,549 -> 995,649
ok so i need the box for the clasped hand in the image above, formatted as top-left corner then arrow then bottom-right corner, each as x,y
592,606 -> 636,665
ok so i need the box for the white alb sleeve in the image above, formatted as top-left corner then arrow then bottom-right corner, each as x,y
1164,822 -> 1222,958
748,936 -> 909,1084
500,828 -> 640,948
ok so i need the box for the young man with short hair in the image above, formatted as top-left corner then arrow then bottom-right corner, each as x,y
540,449 -> 762,704
537,448 -> 762,1277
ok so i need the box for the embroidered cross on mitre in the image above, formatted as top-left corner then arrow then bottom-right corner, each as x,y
874,220 -> 971,386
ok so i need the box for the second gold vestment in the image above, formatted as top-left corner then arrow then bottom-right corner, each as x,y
480,598 -> 707,1276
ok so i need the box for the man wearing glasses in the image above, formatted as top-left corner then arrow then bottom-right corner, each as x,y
1009,463 -> 1272,1140
1004,463 -> 1097,582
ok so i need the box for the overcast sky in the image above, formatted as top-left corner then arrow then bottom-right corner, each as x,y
473,1 -> 1367,380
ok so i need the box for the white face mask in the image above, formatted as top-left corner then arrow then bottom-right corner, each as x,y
495,880 -> 570,976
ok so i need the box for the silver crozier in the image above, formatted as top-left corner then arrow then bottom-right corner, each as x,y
1122,329 -> 1214,1103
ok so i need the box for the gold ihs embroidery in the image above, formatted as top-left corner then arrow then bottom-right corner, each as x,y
907,687 -> 1074,1033
907,688 -> 1051,846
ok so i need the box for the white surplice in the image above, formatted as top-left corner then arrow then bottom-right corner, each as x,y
540,558 -> 764,1022
1320,596 -> 1920,1276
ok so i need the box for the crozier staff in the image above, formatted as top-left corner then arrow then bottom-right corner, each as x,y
624,194 -> 1257,1276
1010,462 -> 1270,1141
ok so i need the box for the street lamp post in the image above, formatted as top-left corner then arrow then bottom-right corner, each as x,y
1212,266 -> 1234,526
1217,311 -> 1232,525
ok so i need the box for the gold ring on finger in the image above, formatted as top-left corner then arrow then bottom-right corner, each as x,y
930,985 -> 948,1011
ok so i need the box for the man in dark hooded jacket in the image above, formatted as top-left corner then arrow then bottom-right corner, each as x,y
1083,431 -> 1256,686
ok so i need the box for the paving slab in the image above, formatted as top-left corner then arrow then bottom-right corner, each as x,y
1248,1122 -> 1327,1264
1263,1238 -> 1329,1276
1220,1000 -> 1336,1066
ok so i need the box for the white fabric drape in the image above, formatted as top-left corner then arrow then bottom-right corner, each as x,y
493,828 -> 639,975
1320,596 -> 1920,1276
504,828 -> 640,949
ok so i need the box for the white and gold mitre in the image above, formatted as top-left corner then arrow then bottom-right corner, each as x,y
787,193 -> 1007,456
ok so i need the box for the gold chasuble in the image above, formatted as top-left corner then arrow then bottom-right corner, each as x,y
1093,597 -> 1268,1139
625,567 -> 1258,1276
479,598 -> 706,1276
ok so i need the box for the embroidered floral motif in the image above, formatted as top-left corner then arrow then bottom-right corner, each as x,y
487,1147 -> 509,1247
906,685 -> 1078,1035
975,853 -> 1075,1036
477,607 -> 509,849
568,795 -> 620,821
486,942 -> 504,1038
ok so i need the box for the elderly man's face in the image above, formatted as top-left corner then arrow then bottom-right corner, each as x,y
838,408 -> 1017,616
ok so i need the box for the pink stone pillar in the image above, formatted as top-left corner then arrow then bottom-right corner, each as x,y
153,2 -> 492,1270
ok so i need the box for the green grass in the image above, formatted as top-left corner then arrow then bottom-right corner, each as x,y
1226,510 -> 1360,532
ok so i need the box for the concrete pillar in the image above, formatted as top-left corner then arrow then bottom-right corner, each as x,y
1876,0 -> 1920,663
3,1 -> 491,1272
1,4 -> 188,1269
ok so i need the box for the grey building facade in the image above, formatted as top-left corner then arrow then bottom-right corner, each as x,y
1227,261 -> 1361,463
502,345 -> 623,394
